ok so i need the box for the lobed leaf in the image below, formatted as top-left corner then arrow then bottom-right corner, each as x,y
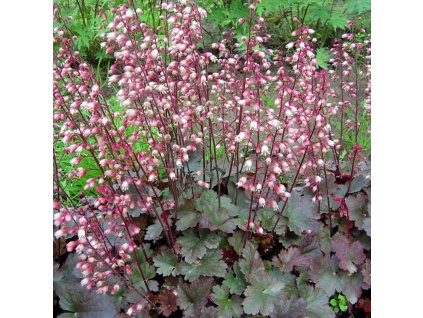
196,190 -> 237,233
180,249 -> 228,282
242,273 -> 285,316
211,285 -> 243,318
177,228 -> 221,263
283,189 -> 321,235
153,248 -> 179,277
272,247 -> 311,273
158,289 -> 178,317
177,277 -> 214,316
238,242 -> 265,281
300,286 -> 335,318
269,296 -> 307,318
332,234 -> 366,273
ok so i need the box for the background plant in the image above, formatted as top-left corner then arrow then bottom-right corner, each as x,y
53,0 -> 371,317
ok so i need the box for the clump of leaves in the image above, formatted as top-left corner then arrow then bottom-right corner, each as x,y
329,293 -> 348,314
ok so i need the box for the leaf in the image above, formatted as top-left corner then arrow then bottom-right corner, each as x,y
221,195 -> 241,217
176,209 -> 199,231
227,180 -> 251,213
186,148 -> 204,173
177,228 -> 221,263
328,11 -> 348,30
299,233 -> 322,262
228,231 -> 244,256
53,262 -> 64,287
197,306 -> 220,318
283,189 -> 321,235
317,229 -> 333,255
362,217 -> 371,237
349,174 -> 370,193
300,286 -> 335,318
345,192 -> 369,230
309,255 -> 343,297
319,173 -> 337,195
180,249 -> 228,282
211,285 -> 243,318
259,0 -> 284,12
228,1 -> 249,20
133,254 -> 158,292
257,207 -> 277,231
158,289 -> 178,317
344,0 -> 371,14
362,259 -> 371,286
238,242 -> 265,281
196,190 -> 237,233
177,277 -> 213,316
269,296 -> 307,318
332,234 -> 366,273
144,220 -> 163,241
153,248 -> 179,276
55,253 -> 118,316
272,247 -> 311,273
316,48 -> 331,70
242,273 -> 285,316
56,281 -> 117,318
339,272 -> 366,304
223,273 -> 246,296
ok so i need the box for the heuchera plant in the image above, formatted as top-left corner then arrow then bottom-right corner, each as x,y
53,0 -> 371,317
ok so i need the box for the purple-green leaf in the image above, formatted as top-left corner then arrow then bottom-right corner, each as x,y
332,234 -> 366,273
272,247 -> 311,273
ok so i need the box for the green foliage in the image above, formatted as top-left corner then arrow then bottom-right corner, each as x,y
329,293 -> 348,313
180,248 -> 228,282
211,285 -> 243,318
153,248 -> 179,277
309,255 -> 343,297
242,272 -> 285,316
238,242 -> 265,281
334,108 -> 371,157
54,0 -> 113,62
177,228 -> 221,263
222,269 -> 246,296
198,0 -> 370,51
132,244 -> 159,292
300,286 -> 335,318
316,48 -> 332,70
195,190 -> 238,233
176,208 -> 200,231
145,220 -> 163,241
227,231 -> 245,256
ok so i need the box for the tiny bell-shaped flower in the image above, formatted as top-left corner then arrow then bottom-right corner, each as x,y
250,121 -> 258,131
121,181 -> 129,192
261,145 -> 270,156
244,159 -> 253,171
235,132 -> 246,143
